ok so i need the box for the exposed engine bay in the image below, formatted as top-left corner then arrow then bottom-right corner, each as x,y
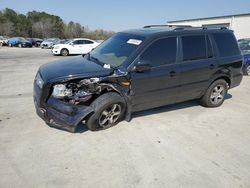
51,77 -> 122,105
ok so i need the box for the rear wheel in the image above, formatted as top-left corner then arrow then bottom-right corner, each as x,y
8,43 -> 12,47
200,79 -> 228,107
60,48 -> 69,56
244,64 -> 250,76
86,92 -> 126,131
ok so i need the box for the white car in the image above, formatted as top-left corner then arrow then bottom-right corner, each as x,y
51,38 -> 100,56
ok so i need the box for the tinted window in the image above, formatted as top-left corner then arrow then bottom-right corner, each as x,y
206,35 -> 213,58
78,40 -> 85,44
73,40 -> 80,45
238,39 -> 250,52
182,35 -> 206,61
84,40 -> 94,44
140,37 -> 177,67
213,33 -> 239,57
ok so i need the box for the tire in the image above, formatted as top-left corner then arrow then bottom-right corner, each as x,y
200,79 -> 228,107
243,63 -> 250,76
86,92 -> 126,131
61,48 -> 69,56
18,43 -> 22,48
8,43 -> 12,47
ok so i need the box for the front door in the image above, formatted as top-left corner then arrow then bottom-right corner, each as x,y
130,37 -> 180,112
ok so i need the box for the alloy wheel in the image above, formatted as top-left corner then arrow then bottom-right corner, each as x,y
247,65 -> 250,76
61,49 -> 68,56
210,84 -> 225,105
98,104 -> 122,128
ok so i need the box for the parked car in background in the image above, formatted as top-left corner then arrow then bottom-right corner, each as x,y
34,25 -> 242,132
238,38 -> 250,75
41,38 -> 60,49
8,37 -> 32,47
59,39 -> 71,44
0,36 -> 9,46
26,38 -> 43,47
51,38 -> 100,56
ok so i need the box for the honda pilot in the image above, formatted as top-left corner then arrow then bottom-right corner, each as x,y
33,25 -> 243,132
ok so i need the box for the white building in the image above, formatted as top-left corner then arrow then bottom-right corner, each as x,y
168,13 -> 250,39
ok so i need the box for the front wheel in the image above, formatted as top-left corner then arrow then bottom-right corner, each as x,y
60,48 -> 69,56
86,92 -> 126,131
200,79 -> 228,107
18,43 -> 22,48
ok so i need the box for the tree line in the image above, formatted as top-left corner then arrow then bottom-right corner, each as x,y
0,8 -> 115,40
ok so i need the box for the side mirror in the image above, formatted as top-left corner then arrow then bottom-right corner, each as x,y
134,61 -> 152,72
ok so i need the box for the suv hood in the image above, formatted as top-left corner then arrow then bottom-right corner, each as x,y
39,55 -> 113,83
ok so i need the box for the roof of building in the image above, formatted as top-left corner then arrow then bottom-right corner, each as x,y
168,13 -> 250,23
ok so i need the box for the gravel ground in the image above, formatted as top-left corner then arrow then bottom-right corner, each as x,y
0,47 -> 250,188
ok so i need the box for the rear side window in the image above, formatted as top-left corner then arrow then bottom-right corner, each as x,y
140,37 -> 177,67
213,33 -> 239,57
182,35 -> 206,61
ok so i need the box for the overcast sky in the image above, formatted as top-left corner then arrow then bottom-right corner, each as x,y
0,0 -> 250,31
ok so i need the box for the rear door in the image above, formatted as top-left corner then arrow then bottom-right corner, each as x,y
130,36 -> 181,112
177,34 -> 217,102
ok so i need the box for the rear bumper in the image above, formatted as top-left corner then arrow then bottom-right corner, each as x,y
230,73 -> 243,88
34,83 -> 93,132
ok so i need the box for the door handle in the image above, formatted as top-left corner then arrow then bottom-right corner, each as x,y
209,64 -> 215,69
169,71 -> 176,77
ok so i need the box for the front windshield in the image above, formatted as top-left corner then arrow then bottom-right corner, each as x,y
238,39 -> 250,53
65,40 -> 73,44
90,33 -> 144,68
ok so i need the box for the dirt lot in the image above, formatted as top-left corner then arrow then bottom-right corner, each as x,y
0,47 -> 250,188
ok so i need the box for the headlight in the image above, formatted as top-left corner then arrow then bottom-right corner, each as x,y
35,73 -> 44,89
52,84 -> 72,98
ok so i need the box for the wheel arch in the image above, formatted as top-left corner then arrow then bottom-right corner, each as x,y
209,74 -> 231,88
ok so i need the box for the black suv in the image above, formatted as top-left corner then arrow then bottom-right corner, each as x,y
33,25 -> 243,132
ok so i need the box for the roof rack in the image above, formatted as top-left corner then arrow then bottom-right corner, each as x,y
143,24 -> 228,31
143,24 -> 192,28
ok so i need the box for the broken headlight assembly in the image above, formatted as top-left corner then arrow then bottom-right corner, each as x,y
52,84 -> 73,98
51,79 -> 97,104
51,77 -> 119,105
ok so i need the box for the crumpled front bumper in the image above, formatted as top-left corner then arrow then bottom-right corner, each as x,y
34,97 -> 93,132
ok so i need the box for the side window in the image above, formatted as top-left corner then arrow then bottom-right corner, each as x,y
206,35 -> 213,58
73,40 -> 80,45
140,37 -> 177,67
213,33 -> 240,57
77,40 -> 84,44
84,40 -> 94,44
182,35 -> 206,61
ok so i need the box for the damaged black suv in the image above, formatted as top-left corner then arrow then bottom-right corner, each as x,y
34,25 -> 243,132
